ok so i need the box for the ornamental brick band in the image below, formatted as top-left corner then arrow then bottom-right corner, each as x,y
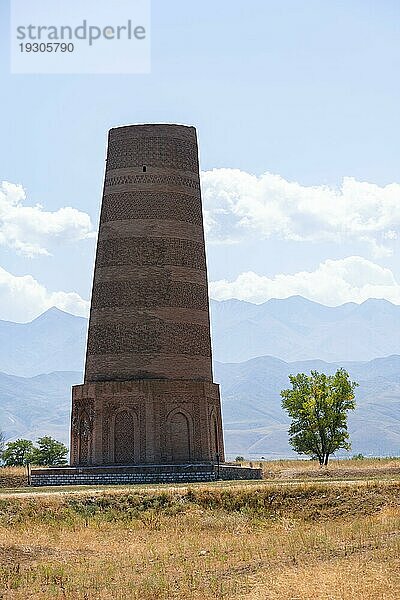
69,124 -> 226,468
96,238 -> 206,269
104,173 -> 201,191
90,281 -> 209,311
101,192 -> 203,225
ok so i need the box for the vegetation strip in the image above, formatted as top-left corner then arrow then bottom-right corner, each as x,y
0,480 -> 399,525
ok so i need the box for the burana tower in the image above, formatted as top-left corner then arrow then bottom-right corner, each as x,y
70,124 -> 224,467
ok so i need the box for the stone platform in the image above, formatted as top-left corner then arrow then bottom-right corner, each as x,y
30,463 -> 262,487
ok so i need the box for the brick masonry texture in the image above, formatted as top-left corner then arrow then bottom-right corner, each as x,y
84,125 -> 211,384
87,322 -> 211,356
91,280 -> 208,311
83,355 -> 212,383
104,173 -> 200,191
70,124 -> 226,469
95,238 -> 206,270
107,137 -> 199,172
102,192 -> 203,225
70,379 -> 223,465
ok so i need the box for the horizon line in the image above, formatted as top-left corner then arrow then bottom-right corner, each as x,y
1,294 -> 398,325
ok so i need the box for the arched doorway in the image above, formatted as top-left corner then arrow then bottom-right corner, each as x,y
114,410 -> 135,464
169,411 -> 191,462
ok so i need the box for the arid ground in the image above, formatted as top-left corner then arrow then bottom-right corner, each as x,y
0,459 -> 399,599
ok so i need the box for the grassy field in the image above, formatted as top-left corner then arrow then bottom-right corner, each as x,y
0,461 -> 400,599
259,457 -> 400,480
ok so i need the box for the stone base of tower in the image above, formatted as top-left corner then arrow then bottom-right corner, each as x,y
70,379 -> 225,466
29,463 -> 262,486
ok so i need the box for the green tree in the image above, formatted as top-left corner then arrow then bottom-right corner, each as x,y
281,368 -> 357,466
31,436 -> 68,466
1,439 -> 35,466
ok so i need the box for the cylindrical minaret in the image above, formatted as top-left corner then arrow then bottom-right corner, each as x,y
85,124 -> 212,383
71,124 -> 225,467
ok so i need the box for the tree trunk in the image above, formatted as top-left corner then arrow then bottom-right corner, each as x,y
324,454 -> 329,466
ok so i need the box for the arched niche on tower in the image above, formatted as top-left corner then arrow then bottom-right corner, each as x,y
78,411 -> 91,465
166,408 -> 193,463
112,408 -> 139,465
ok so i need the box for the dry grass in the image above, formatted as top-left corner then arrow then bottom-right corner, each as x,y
0,480 -> 399,599
250,457 -> 400,480
0,467 -> 27,489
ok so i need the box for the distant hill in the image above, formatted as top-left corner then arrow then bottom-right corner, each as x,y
210,296 -> 400,363
0,308 -> 87,377
1,355 -> 400,457
0,371 -> 81,445
2,297 -> 400,377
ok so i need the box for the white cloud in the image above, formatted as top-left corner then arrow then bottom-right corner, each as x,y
209,256 -> 400,306
0,266 -> 89,322
201,169 -> 400,256
0,181 -> 94,257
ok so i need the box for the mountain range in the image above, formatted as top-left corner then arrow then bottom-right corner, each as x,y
210,296 -> 400,363
1,297 -> 400,457
1,354 -> 400,458
2,296 -> 400,379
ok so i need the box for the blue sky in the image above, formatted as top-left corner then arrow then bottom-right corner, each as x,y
1,0 -> 400,321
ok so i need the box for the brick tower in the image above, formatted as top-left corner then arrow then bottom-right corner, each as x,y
70,124 -> 225,467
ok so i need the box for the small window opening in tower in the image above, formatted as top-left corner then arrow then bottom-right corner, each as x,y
142,165 -> 147,172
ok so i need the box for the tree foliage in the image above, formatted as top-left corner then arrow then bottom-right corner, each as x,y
281,368 -> 357,466
1,436 -> 68,467
1,439 -> 35,466
32,436 -> 68,466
